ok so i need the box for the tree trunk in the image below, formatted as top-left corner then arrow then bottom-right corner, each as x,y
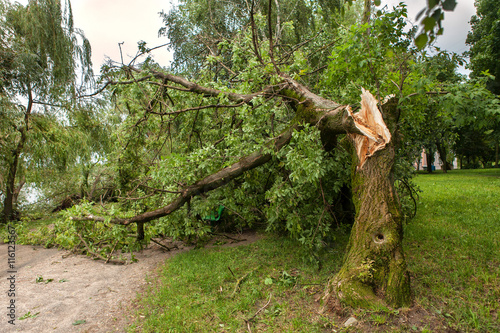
2,150 -> 21,222
495,141 -> 499,168
435,141 -> 448,173
426,150 -> 434,173
323,94 -> 411,309
12,175 -> 25,209
323,140 -> 410,309
2,87 -> 32,223
136,222 -> 145,241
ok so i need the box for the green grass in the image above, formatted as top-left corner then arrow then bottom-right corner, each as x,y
129,168 -> 500,332
127,235 -> 350,332
405,168 -> 500,332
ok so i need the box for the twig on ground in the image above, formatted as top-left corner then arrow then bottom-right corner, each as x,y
105,240 -> 119,264
76,234 -> 125,265
150,238 -> 173,251
230,267 -> 259,298
245,293 -> 272,327
210,232 -> 246,242
228,266 -> 236,279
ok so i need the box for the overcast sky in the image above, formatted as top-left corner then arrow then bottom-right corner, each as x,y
9,0 -> 477,73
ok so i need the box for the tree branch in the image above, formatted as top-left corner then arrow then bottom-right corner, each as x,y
71,127 -> 295,225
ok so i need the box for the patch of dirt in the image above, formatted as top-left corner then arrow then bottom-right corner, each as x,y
0,231 -> 260,333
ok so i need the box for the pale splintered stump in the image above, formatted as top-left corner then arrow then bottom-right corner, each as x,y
323,89 -> 411,309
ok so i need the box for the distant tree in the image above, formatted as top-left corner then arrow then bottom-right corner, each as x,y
159,0 -> 347,78
0,0 -> 92,222
466,0 -> 500,95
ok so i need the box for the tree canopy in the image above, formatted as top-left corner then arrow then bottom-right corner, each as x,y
0,0 -> 93,222
466,0 -> 500,95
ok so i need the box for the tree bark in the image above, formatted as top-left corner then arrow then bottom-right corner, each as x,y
495,141 -> 499,168
2,86 -> 32,223
322,95 -> 411,309
426,150 -> 434,173
323,141 -> 410,309
435,140 -> 449,173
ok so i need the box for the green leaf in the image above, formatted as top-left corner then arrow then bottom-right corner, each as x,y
264,277 -> 274,285
422,16 -> 436,32
374,0 -> 381,6
427,0 -> 438,10
19,311 -> 40,320
442,0 -> 457,11
415,34 -> 429,49
72,319 -> 87,325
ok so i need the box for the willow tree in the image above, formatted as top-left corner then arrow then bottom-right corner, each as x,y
0,0 -> 92,222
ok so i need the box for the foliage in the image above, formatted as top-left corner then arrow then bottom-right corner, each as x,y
0,0 -> 96,221
466,0 -> 500,95
413,0 -> 458,49
58,3 -> 436,263
86,2 -> 382,260
322,3 -> 416,102
159,0 -> 345,77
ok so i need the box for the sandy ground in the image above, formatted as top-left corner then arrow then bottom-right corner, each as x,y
0,232 -> 259,333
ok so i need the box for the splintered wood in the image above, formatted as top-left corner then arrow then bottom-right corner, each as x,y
347,88 -> 391,169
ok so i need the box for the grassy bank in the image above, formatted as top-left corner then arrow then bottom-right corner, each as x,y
404,169 -> 500,332
128,168 -> 499,332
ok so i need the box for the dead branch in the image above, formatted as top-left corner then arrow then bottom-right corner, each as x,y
209,232 -> 247,243
76,234 -> 125,265
105,240 -> 119,264
246,293 -> 272,322
230,266 -> 259,298
150,238 -> 173,251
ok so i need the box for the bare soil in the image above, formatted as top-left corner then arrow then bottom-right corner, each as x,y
0,232 -> 260,333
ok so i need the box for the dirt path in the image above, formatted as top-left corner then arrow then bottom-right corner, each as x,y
0,232 -> 259,333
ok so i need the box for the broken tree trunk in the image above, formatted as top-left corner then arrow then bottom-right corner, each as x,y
323,93 -> 411,309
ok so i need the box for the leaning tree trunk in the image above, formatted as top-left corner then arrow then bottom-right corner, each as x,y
323,94 -> 411,309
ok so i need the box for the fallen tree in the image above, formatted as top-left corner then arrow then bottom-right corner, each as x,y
74,67 -> 411,308
72,1 -> 415,309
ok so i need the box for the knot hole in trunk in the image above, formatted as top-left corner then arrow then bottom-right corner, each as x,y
373,232 -> 385,244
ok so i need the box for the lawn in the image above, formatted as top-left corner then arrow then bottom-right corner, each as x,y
128,168 -> 500,332
404,169 -> 500,332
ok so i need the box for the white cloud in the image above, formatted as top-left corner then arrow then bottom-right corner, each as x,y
70,0 -> 174,68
